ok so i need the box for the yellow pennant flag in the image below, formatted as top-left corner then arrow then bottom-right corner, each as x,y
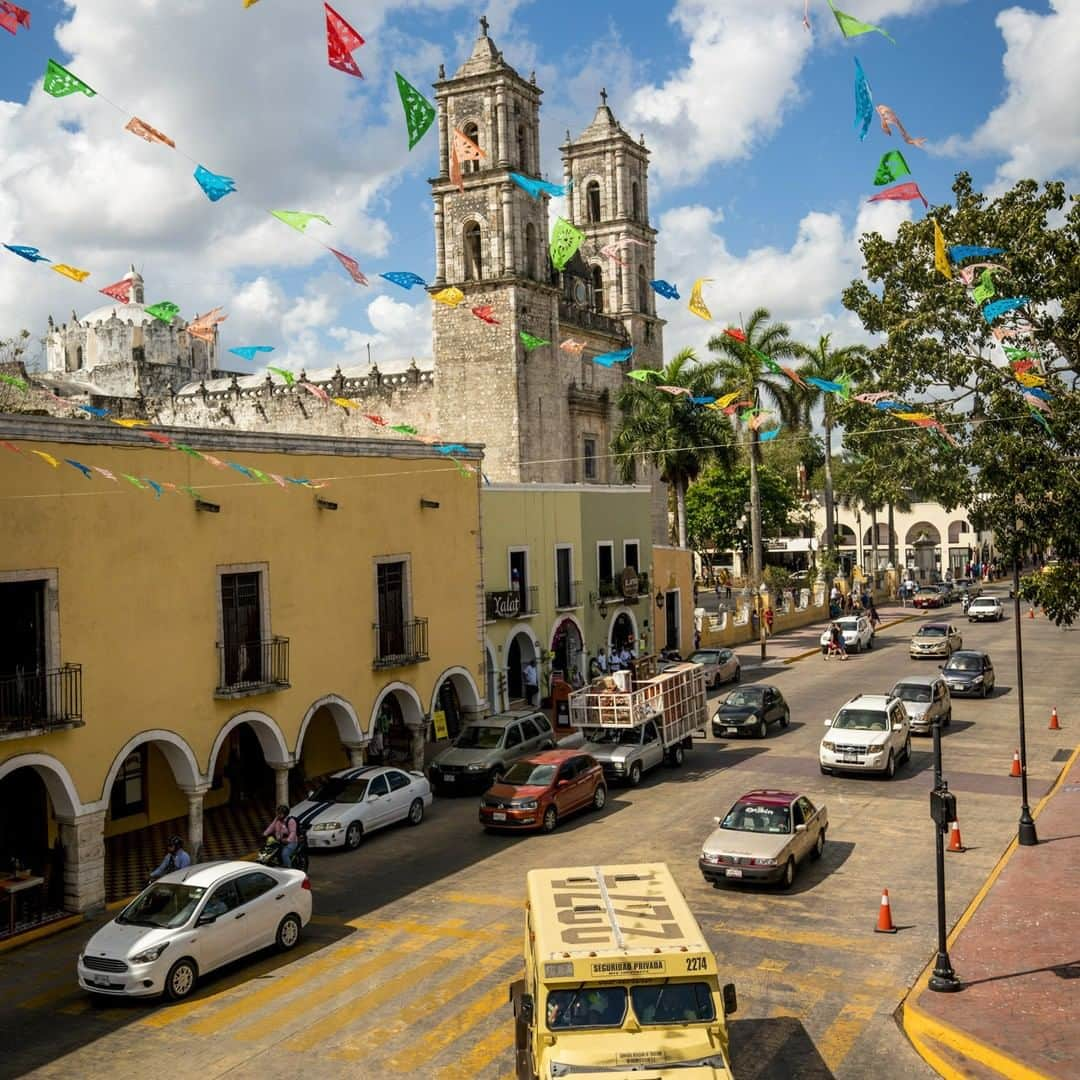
332,397 -> 359,409
52,264 -> 91,283
1014,370 -> 1046,388
243,0 -> 260,6
689,277 -> 713,321
933,219 -> 952,279
109,417 -> 150,428
894,411 -> 934,422
432,286 -> 465,307
32,450 -> 61,468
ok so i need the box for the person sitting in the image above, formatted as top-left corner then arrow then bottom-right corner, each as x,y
264,805 -> 299,868
149,835 -> 191,881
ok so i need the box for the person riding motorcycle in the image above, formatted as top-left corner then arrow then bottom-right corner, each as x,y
263,805 -> 299,868
149,835 -> 191,881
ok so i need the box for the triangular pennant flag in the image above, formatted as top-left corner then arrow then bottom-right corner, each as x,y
75,404 -> 110,417
550,217 -> 585,271
99,277 -> 134,303
657,385 -> 692,397
43,59 -> 96,98
332,396 -> 358,409
125,117 -> 176,148
559,339 -> 586,356
689,278 -> 713,321
854,57 -> 873,141
64,458 -> 93,479
395,72 -> 436,150
868,181 -> 928,209
52,264 -> 91,282
592,348 -> 635,367
380,271 -> 427,290
508,173 -> 569,199
0,3 -> 30,34
759,425 -> 782,443
270,210 -> 331,233
873,149 -> 911,186
520,331 -> 550,352
948,245 -> 1005,264
626,369 -> 658,382
471,305 -> 499,325
390,423 -> 419,436
302,382 -> 332,404
194,165 -> 237,202
229,345 -> 275,361
268,366 -> 297,386
329,248 -> 368,285
972,268 -> 997,306
650,280 -> 679,300
145,301 -> 180,324
32,450 -> 61,468
876,104 -> 926,148
109,417 -> 149,428
828,0 -> 896,42
325,3 -> 364,78
4,244 -> 50,263
432,286 -> 465,307
983,297 -> 1028,323
933,220 -> 952,279
186,307 -> 227,343
723,327 -> 746,342
449,128 -> 485,192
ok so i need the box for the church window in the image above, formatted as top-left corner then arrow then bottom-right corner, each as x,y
132,345 -> 145,364
590,265 -> 604,312
583,438 -> 597,481
637,264 -> 649,313
516,125 -> 527,170
525,223 -> 538,280
75,346 -> 83,370
631,181 -> 641,221
463,122 -> 481,175
586,181 -> 602,223
463,221 -> 483,281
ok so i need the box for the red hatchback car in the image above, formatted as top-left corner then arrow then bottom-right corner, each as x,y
479,750 -> 606,833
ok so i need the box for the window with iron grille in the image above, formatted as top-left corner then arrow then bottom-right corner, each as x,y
221,572 -> 263,685
377,560 -> 408,656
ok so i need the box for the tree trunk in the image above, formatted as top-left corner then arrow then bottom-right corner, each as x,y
871,506 -> 880,577
823,416 -> 836,562
675,476 -> 688,549
888,502 -> 897,567
749,431 -> 763,584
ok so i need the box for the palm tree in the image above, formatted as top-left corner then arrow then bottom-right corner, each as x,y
791,334 -> 869,571
612,348 -> 732,548
707,308 -> 803,583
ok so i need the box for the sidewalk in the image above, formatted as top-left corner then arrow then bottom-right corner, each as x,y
903,744 -> 1080,1079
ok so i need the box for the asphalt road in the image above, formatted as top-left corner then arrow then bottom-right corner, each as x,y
1,588 -> 1076,1080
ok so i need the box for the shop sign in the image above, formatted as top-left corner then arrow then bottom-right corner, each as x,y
486,590 -> 522,620
620,566 -> 640,598
432,709 -> 449,740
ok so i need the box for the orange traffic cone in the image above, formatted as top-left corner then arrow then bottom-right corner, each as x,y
947,820 -> 965,853
1028,606 -> 1035,619
1010,748 -> 1022,778
875,888 -> 898,934
1049,707 -> 1061,731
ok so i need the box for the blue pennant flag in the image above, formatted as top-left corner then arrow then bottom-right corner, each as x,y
592,347 -> 635,367
650,279 -> 680,300
508,172 -> 570,200
759,426 -> 782,442
76,404 -> 110,417
437,444 -> 469,454
1024,386 -> 1052,401
193,165 -> 237,202
854,57 -> 873,141
64,458 -> 93,478
690,396 -> 716,405
228,462 -> 255,479
874,400 -> 908,410
948,245 -> 1005,263
144,478 -> 163,498
380,271 -> 427,290
228,346 -> 275,362
4,244 -> 50,263
982,297 -> 1028,323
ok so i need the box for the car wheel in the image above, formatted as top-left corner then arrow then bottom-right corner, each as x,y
542,805 -> 558,833
779,858 -> 796,890
819,764 -> 832,775
164,958 -> 198,1002
780,710 -> 790,729
884,751 -> 896,779
812,829 -> 826,860
852,640 -> 862,654
628,761 -> 643,786
276,913 -> 302,951
981,682 -> 989,699
757,719 -> 768,739
592,784 -> 607,811
407,798 -> 424,826
733,665 -> 741,683
344,821 -> 364,850
669,744 -> 685,767
902,736 -> 912,764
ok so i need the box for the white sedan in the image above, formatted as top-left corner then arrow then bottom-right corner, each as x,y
819,615 -> 875,654
292,765 -> 433,850
78,861 -> 311,1000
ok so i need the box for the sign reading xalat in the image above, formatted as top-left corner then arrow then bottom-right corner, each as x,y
486,590 -> 522,619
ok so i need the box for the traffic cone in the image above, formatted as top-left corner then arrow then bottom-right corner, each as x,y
1010,748 -> 1022,778
1028,606 -> 1035,619
947,820 -> 965,853
875,888 -> 898,934
1049,707 -> 1061,731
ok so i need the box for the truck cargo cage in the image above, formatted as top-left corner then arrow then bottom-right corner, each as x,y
568,662 -> 707,734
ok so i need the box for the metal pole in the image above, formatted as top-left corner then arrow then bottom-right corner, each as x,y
759,592 -> 766,662
1013,553 -> 1038,846
928,716 -> 962,992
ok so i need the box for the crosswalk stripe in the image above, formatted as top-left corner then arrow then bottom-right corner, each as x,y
435,1015 -> 514,1080
817,995 -> 878,1070
20,980 -> 83,1012
440,892 -> 519,909
283,937 -> 476,1053
384,981 -> 508,1073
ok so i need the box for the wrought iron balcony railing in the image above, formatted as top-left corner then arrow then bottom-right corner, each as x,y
555,580 -> 583,610
0,664 -> 82,736
216,637 -> 290,697
373,617 -> 429,669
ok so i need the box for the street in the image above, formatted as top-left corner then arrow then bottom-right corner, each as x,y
1,589 -> 1075,1080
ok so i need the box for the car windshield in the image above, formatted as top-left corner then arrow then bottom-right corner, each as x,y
502,762 -> 557,786
918,626 -> 947,637
947,655 -> 983,673
310,777 -> 369,803
894,684 -> 932,704
631,982 -> 716,1025
720,800 -> 791,834
454,725 -> 503,749
724,689 -> 764,707
586,727 -> 642,746
689,651 -> 720,665
917,590 -> 938,597
970,599 -> 994,607
832,709 -> 889,732
547,987 -> 627,1029
116,883 -> 206,929
837,619 -> 859,631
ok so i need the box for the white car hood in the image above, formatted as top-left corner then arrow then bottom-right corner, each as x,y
85,919 -> 175,960
701,826 -> 788,860
291,797 -> 353,829
824,727 -> 890,747
900,702 -> 929,719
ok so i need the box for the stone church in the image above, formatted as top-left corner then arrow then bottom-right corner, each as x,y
10,19 -> 668,523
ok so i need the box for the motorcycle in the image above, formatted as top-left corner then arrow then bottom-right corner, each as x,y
961,594 -> 971,614
257,833 -> 309,872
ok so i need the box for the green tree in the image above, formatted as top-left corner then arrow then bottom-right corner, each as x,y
707,308 -> 803,583
612,348 -> 732,548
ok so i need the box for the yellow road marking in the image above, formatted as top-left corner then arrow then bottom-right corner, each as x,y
756,958 -> 788,973
344,916 -> 490,937
20,980 -> 84,1011
284,937 -> 475,1052
712,921 -> 893,955
440,892 -> 519,909
384,981 -> 508,1073
817,996 -> 877,1071
436,1016 -> 514,1080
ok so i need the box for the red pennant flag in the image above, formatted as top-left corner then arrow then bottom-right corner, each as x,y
723,327 -> 746,342
364,414 -> 387,426
472,305 -> 499,325
329,247 -> 368,285
325,3 -> 364,78
0,2 -> 30,34
142,430 -> 174,446
867,181 -> 929,209
99,277 -> 135,303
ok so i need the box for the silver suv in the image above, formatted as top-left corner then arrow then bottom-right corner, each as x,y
428,710 -> 554,793
890,675 -> 951,734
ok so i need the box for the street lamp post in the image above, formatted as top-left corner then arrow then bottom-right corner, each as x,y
1012,550 -> 1039,846
758,582 -> 768,662
928,714 -> 962,992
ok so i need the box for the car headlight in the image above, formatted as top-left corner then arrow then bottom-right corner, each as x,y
972,675 -> 983,684
610,763 -> 625,772
130,943 -> 169,964
702,853 -> 721,864
821,741 -> 835,751
466,762 -> 487,771
514,799 -> 539,810
312,822 -> 340,831
868,742 -> 886,753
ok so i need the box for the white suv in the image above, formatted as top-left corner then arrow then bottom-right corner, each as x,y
820,694 -> 911,779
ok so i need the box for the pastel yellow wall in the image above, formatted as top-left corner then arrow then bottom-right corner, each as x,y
0,423 -> 483,813
651,546 -> 696,657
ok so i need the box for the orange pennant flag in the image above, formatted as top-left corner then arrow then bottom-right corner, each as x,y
124,116 -> 176,149
186,307 -> 227,343
449,127 -> 485,193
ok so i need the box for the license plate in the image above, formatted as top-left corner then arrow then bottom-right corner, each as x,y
443,774 -> 455,783
725,868 -> 743,878
88,977 -> 119,989
726,727 -> 739,736
492,812 -> 506,821
842,754 -> 860,764
949,683 -> 964,691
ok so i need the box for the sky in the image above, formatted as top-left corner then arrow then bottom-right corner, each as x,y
1,0 -> 1077,378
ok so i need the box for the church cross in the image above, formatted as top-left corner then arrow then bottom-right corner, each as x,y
600,87 -> 608,106
479,14 -> 489,35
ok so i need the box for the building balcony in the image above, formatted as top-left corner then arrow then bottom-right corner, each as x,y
486,586 -> 539,621
555,580 -> 583,611
0,664 -> 83,738
557,299 -> 629,341
215,638 -> 291,699
373,618 -> 430,669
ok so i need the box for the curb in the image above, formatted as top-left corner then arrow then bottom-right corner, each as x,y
0,912 -> 84,954
901,741 -> 1080,1080
781,613 -> 920,665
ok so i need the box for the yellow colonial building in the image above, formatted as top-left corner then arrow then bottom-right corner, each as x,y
0,415 -> 484,920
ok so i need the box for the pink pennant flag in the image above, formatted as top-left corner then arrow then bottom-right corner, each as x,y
124,116 -> 176,149
472,305 -> 499,325
449,128 -> 485,193
868,181 -> 928,209
268,472 -> 288,488
329,247 -> 369,285
780,366 -> 807,388
325,3 -> 364,77
957,262 -> 1005,286
92,466 -> 117,481
364,414 -> 387,426
200,453 -> 228,469
186,307 -> 227,343
876,105 -> 926,148
560,339 -> 586,356
99,277 -> 135,304
657,385 -> 692,397
142,430 -> 174,446
301,381 -> 332,403
0,2 -> 30,34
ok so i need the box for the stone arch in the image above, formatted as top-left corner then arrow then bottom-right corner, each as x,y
463,219 -> 484,280
99,729 -> 202,805
429,666 -> 482,719
863,523 -> 896,546
294,694 -> 364,759
590,263 -> 604,312
370,682 -> 425,732
370,682 -> 427,770
586,179 -> 602,223
947,519 -> 970,544
484,639 -> 501,713
549,614 -> 585,684
461,120 -> 483,174
430,667 -> 483,742
206,710 -> 291,778
637,264 -> 649,313
822,524 -> 857,547
607,608 -> 639,653
505,626 -> 541,702
0,753 -> 82,818
906,521 -> 942,546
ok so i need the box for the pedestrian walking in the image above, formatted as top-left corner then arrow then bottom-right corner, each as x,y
868,599 -> 881,629
764,606 -> 774,637
523,659 -> 539,706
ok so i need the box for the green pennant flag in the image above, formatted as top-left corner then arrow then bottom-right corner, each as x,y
390,423 -> 419,436
395,72 -> 436,151
1003,346 -> 1038,362
175,444 -> 204,460
549,217 -> 585,271
750,346 -> 783,375
43,59 -> 96,98
268,366 -> 297,386
626,369 -> 658,382
827,0 -> 896,43
120,474 -> 145,490
873,149 -> 911,186
972,269 -> 997,306
270,210 -> 331,233
248,468 -> 273,484
145,301 -> 180,325
519,331 -> 550,352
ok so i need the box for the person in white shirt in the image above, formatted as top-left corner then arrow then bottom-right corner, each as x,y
523,660 -> 539,705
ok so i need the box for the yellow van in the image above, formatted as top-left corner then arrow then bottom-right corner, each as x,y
511,862 -> 737,1079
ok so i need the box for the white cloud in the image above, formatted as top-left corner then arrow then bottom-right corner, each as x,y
329,293 -> 433,369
